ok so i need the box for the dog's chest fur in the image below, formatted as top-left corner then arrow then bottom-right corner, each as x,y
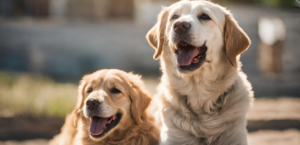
157,71 -> 252,145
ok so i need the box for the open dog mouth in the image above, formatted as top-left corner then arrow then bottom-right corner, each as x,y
175,41 -> 207,71
90,113 -> 122,138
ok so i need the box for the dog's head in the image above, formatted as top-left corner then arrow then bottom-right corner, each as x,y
147,0 -> 250,74
74,69 -> 151,141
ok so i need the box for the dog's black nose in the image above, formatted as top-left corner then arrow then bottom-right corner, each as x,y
174,21 -> 191,33
86,98 -> 101,111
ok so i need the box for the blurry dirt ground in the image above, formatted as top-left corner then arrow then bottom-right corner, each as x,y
0,139 -> 48,145
247,97 -> 300,120
1,130 -> 299,145
248,130 -> 300,145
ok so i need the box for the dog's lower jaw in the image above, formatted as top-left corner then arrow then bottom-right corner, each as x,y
84,117 -> 158,145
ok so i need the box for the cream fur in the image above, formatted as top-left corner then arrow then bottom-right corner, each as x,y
146,0 -> 254,145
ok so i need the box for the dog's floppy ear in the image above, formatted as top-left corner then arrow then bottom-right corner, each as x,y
73,75 -> 89,127
224,14 -> 250,67
146,8 -> 170,60
127,73 -> 151,125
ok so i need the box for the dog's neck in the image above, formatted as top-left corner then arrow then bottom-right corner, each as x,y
159,49 -> 239,115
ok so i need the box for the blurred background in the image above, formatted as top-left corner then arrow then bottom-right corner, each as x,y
0,0 -> 299,144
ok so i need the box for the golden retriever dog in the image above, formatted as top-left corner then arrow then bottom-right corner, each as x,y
49,69 -> 159,145
146,0 -> 254,144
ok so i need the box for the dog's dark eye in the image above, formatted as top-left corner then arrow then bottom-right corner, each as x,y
87,88 -> 93,93
171,14 -> 179,20
199,14 -> 211,20
111,87 -> 121,94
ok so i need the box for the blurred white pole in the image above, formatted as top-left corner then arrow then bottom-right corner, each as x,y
258,17 -> 286,75
50,0 -> 68,18
296,0 -> 300,7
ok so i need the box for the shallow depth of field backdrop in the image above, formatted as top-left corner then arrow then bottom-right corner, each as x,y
0,0 -> 299,144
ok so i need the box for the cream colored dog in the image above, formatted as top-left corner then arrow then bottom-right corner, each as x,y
146,0 -> 254,144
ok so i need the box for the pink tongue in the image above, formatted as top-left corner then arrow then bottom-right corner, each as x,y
177,47 -> 199,66
90,116 -> 108,135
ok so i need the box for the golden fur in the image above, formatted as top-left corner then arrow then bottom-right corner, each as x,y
49,69 -> 159,145
146,0 -> 253,144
